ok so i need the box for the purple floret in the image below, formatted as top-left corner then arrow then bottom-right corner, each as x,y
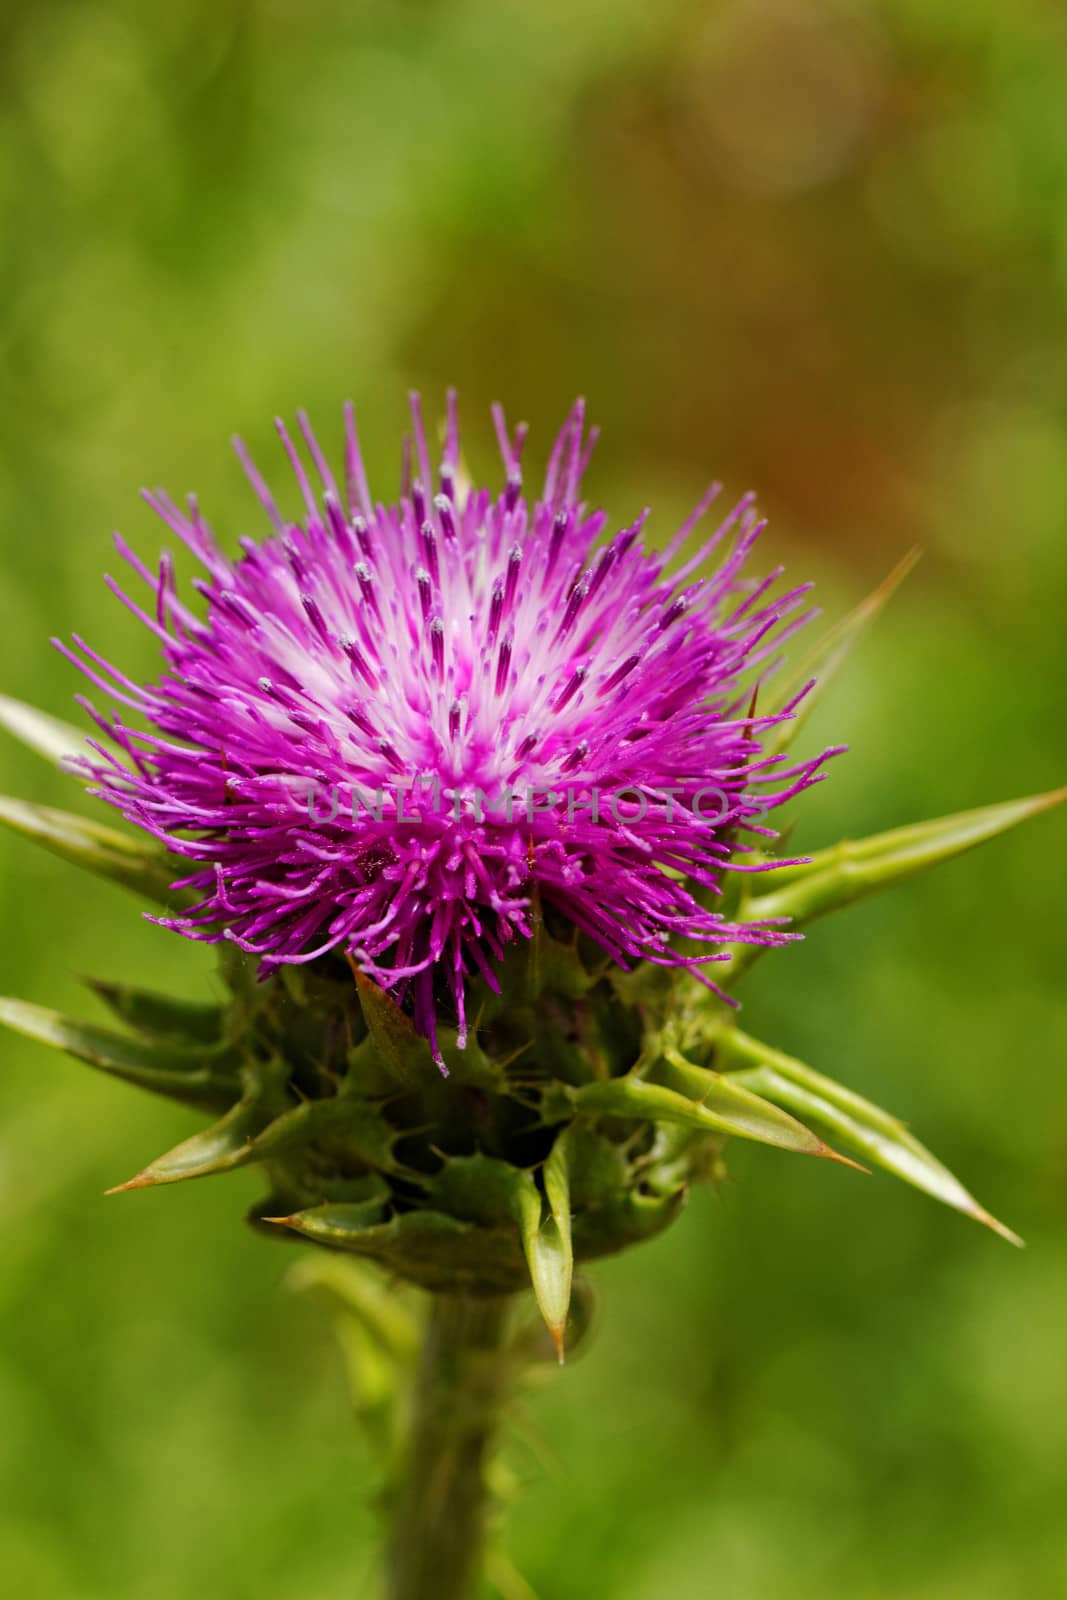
59,394 -> 839,1067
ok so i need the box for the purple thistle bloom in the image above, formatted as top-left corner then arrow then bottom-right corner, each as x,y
58,395 -> 839,1068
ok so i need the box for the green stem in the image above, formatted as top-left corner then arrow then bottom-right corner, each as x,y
386,1293 -> 515,1600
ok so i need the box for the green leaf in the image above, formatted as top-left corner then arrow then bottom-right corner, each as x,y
536,1132 -> 575,1361
763,550 -> 920,757
762,787 -> 1067,906
107,1099 -> 266,1191
0,996 -> 239,1110
0,794 -> 181,905
717,1028 -> 1021,1245
0,693 -> 88,769
527,889 -> 592,1002
719,786 -> 1067,987
422,1151 -> 574,1346
266,1207 -> 527,1295
249,1094 -> 408,1176
351,964 -> 429,1086
349,975 -> 505,1098
267,1195 -> 395,1245
572,1067 -> 854,1166
426,1151 -> 532,1227
83,978 -> 223,1044
506,1168 -> 560,1327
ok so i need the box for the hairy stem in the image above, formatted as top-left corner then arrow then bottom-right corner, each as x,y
386,1294 -> 515,1600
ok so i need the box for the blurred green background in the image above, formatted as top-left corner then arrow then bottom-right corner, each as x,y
2,1 -> 1066,1595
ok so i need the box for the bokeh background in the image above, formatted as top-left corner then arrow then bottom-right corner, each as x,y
2,1 -> 1066,1595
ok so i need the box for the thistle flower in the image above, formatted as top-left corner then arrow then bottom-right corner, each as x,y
2,391 -> 1064,1600
55,395 -> 837,1066
0,391 -> 1059,1311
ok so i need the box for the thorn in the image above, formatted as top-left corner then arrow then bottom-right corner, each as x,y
261,1214 -> 297,1228
550,1323 -> 566,1365
104,1169 -> 158,1195
977,1209 -> 1025,1249
1030,784 -> 1067,815
821,1146 -> 870,1174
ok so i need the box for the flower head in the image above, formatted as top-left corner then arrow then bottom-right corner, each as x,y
60,395 -> 834,1065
